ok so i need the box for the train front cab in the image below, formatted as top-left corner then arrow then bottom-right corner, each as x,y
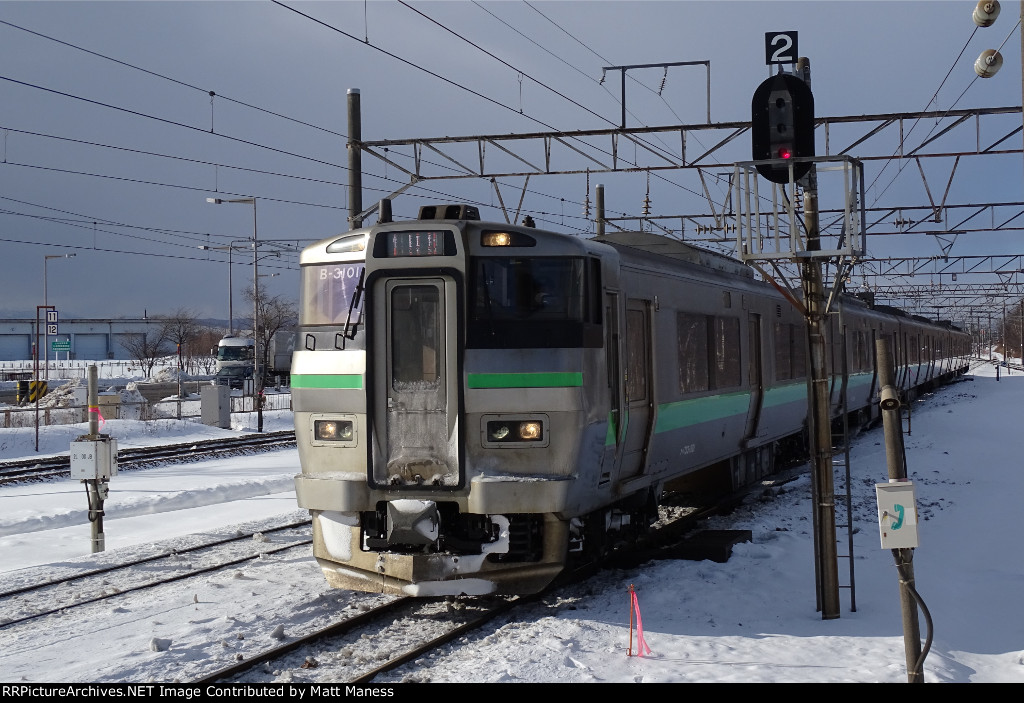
293,219 -> 611,596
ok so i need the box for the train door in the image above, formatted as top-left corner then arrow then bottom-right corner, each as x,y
602,291 -> 623,486
371,277 -> 460,487
618,300 -> 653,480
744,313 -> 764,443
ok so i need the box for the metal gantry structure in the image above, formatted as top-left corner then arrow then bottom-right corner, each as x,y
352,103 -> 1024,349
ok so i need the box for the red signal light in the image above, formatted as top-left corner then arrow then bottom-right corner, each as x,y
778,147 -> 793,159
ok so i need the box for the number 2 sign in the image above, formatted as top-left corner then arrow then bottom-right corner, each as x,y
765,31 -> 798,65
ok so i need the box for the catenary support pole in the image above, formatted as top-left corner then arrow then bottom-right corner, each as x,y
348,88 -> 362,230
798,57 -> 840,620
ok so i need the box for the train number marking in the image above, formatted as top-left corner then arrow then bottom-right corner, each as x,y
765,31 -> 798,65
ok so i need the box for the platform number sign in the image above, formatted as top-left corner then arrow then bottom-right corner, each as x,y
765,31 -> 798,65
46,309 -> 58,336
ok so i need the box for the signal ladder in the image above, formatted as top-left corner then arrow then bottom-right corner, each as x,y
830,317 -> 857,613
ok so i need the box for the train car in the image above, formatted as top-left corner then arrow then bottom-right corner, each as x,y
290,204 -> 969,597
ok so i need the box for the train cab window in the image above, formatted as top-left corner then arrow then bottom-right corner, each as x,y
300,263 -> 365,326
467,256 -> 601,348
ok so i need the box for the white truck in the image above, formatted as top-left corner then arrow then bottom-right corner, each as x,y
214,336 -> 254,389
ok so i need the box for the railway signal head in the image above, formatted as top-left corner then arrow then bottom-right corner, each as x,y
751,72 -> 814,184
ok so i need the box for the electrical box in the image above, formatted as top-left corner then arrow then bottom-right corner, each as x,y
201,383 -> 231,428
70,439 -> 118,480
875,481 -> 919,549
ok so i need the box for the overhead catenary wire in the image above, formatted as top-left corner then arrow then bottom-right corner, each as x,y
2,3 -> 711,239
0,18 -> 348,140
273,0 -> 712,219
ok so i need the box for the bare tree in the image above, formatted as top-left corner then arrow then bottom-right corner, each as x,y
242,284 -> 297,384
120,330 -> 170,379
242,284 -> 297,432
158,308 -> 201,376
192,326 -> 222,374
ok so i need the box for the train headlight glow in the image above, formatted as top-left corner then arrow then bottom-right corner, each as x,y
326,233 -> 367,253
486,420 -> 543,443
518,421 -> 542,440
315,420 -> 354,442
482,232 -> 512,247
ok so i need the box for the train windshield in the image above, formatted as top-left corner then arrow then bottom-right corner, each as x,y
469,256 -> 600,348
300,262 -> 365,326
473,257 -> 584,321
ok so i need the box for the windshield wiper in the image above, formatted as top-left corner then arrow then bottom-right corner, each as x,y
337,267 -> 366,350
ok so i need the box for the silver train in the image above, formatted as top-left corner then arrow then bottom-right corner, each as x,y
291,204 -> 970,596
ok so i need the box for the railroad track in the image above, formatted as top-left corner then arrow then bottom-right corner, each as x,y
0,460 -> 802,683
193,594 -> 526,684
0,430 -> 296,484
195,482 -> 758,685
0,517 -> 312,629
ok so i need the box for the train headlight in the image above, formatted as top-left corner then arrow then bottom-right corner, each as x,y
315,419 -> 354,442
482,232 -> 511,247
326,233 -> 367,253
518,421 -> 542,440
481,230 -> 536,247
486,420 -> 544,443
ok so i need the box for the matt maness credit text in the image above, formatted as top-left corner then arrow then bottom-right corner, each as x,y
2,686 -> 396,698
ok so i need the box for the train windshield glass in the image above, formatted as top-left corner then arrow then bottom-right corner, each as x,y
300,263 -> 365,326
472,257 -> 584,322
469,257 -> 599,348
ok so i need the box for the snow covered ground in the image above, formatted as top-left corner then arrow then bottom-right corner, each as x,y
0,362 -> 1022,683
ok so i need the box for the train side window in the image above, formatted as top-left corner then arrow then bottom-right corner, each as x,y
791,324 -> 807,378
774,322 -> 805,381
774,322 -> 792,381
714,317 -> 741,388
677,312 -> 709,393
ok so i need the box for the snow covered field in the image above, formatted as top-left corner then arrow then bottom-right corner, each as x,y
0,363 -> 1021,683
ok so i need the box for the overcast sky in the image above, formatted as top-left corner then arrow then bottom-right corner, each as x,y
0,1 -> 1020,320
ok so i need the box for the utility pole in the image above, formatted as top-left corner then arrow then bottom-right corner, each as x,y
348,88 -> 362,230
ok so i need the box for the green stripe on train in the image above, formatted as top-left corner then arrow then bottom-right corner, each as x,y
604,382 -> 809,446
291,374 -> 363,390
467,372 -> 584,389
654,390 -> 752,433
